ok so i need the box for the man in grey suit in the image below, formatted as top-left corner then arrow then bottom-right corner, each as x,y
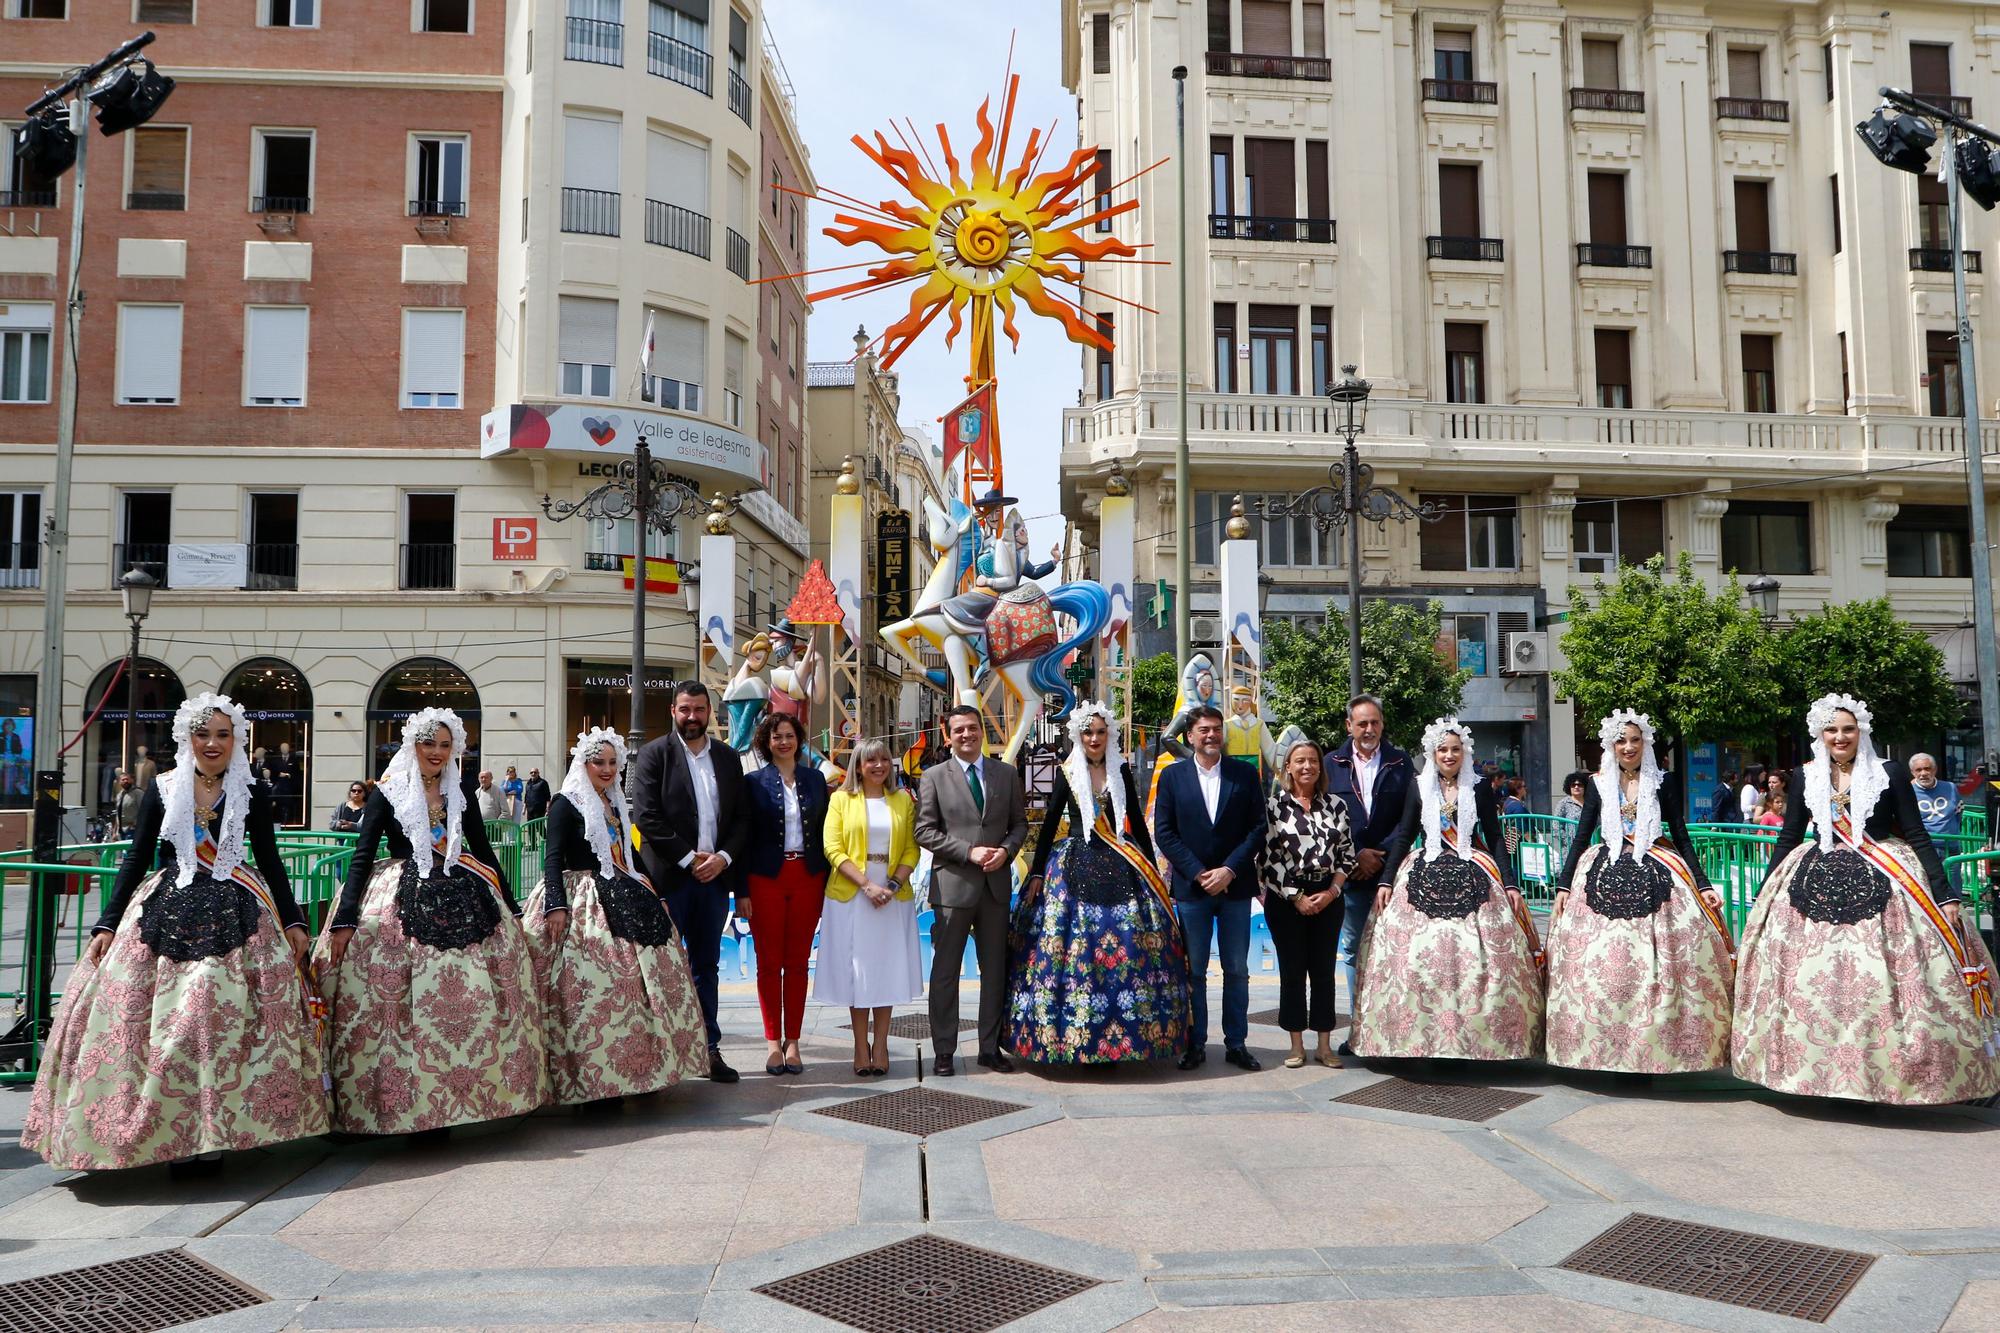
915,704 -> 1029,1075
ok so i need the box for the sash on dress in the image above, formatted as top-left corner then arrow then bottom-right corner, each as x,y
1833,812 -> 1994,1032
1648,842 -> 1736,964
197,828 -> 330,1083
1092,810 -> 1175,914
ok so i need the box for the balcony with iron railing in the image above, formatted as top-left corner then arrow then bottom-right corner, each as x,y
126,191 -> 184,211
1424,78 -> 1498,105
726,227 -> 750,277
0,190 -> 56,208
247,543 -> 299,591
401,543 -> 456,591
728,68 -> 752,123
1915,92 -> 1973,118
112,544 -> 169,589
1569,87 -> 1643,113
253,195 -> 310,214
565,15 -> 623,65
1203,50 -> 1330,81
0,546 -> 40,590
1427,235 -> 1503,262
562,187 -> 620,237
645,199 -> 710,257
1576,243 -> 1652,269
1715,97 -> 1790,122
410,198 -> 468,217
648,30 -> 712,94
1210,215 -> 1335,243
1723,250 -> 1797,276
1912,248 -> 1983,273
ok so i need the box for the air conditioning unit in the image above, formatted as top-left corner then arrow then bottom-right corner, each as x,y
1190,615 -> 1223,644
1502,630 -> 1549,675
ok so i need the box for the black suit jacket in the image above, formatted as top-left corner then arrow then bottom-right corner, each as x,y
1152,756 -> 1266,902
631,732 -> 751,901
1325,740 -> 1412,887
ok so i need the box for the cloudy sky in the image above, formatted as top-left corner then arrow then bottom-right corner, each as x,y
763,0 -> 1078,551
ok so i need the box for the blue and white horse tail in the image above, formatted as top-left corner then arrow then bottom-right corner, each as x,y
1030,581 -> 1113,719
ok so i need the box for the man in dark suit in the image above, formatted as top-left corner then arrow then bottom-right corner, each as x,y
522,767 -> 551,821
915,704 -> 1029,1075
1324,693 -> 1410,1055
1153,704 -> 1266,1071
632,680 -> 751,1082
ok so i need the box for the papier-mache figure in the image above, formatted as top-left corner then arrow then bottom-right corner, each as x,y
938,491 -> 1059,644
1225,685 -> 1276,777
1161,652 -> 1222,758
723,633 -> 772,753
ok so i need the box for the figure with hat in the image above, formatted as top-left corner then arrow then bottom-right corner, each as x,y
1225,685 -> 1276,779
765,616 -> 820,739
937,492 -> 1058,648
723,633 -> 773,753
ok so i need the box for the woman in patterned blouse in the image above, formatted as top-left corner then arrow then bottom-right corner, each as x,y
1258,736 -> 1357,1068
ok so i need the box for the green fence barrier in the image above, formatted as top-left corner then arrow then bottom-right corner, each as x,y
1964,807 -> 1989,842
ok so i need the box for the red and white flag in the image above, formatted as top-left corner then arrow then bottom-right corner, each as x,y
939,380 -> 996,473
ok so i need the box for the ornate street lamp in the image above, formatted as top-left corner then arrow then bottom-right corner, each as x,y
1745,573 -> 1781,626
117,566 -> 156,784
542,439 -> 739,780
1250,366 -> 1437,699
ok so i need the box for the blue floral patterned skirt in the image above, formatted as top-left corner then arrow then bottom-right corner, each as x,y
1004,834 -> 1192,1063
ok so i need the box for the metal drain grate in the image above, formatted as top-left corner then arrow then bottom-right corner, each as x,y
1558,1213 -> 1875,1322
1247,1006 -> 1346,1028
840,1014 -> 976,1041
756,1233 -> 1100,1333
0,1248 -> 267,1332
1332,1076 -> 1538,1122
811,1086 -> 1027,1137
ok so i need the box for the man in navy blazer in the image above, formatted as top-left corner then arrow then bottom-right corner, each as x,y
1323,693 -> 1410,1053
1153,704 -> 1267,1071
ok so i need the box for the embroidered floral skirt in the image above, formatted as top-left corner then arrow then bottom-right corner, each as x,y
22,869 -> 329,1170
1351,854 -> 1543,1060
1732,838 -> 2000,1105
316,858 -> 547,1134
1544,844 -> 1734,1074
524,871 -> 706,1104
1004,835 -> 1191,1063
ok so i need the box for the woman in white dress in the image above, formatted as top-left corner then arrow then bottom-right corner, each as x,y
817,738 -> 924,1076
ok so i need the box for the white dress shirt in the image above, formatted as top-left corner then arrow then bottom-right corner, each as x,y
1352,746 -> 1381,820
780,775 -> 804,853
954,754 -> 984,801
677,734 -> 729,868
1194,754 -> 1223,821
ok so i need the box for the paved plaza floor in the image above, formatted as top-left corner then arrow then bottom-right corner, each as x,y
3,977 -> 2000,1331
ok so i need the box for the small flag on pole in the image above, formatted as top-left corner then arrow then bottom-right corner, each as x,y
939,380 -> 996,473
639,310 -> 657,402
621,557 -> 680,593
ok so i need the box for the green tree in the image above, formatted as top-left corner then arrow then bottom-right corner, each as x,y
1264,599 -> 1471,747
1771,599 -> 1960,743
1124,651 -> 1179,726
1553,553 -> 1781,763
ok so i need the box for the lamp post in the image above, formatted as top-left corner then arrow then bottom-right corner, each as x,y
1172,63 -> 1191,668
1251,366 -> 1436,699
1857,88 -> 2000,786
116,566 -> 156,785
1745,573 -> 1782,627
541,438 -> 738,786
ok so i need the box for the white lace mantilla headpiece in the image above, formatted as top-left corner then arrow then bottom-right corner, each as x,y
1063,701 -> 1128,841
1417,717 -> 1478,862
379,707 -> 468,877
561,727 -> 633,881
1803,692 -> 1887,849
159,692 -> 254,888
1595,710 -> 1663,863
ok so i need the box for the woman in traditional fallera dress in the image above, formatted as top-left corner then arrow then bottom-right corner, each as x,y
1351,718 -> 1544,1060
1732,693 -> 2000,1104
525,728 -> 706,1106
1007,702 -> 1191,1064
318,709 -> 547,1134
23,694 -> 329,1172
1545,711 -> 1734,1074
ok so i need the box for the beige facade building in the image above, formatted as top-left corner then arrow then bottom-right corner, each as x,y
1059,0 -> 2000,793
0,0 -> 812,832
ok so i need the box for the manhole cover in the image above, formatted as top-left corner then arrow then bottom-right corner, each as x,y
840,1014 -> 977,1041
1332,1076 -> 1538,1122
757,1233 -> 1100,1333
1247,1007 -> 1347,1028
0,1248 -> 267,1332
812,1086 -> 1027,1137
1559,1213 -> 1875,1322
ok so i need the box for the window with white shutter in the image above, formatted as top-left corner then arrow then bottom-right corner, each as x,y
244,306 -> 309,406
117,304 -> 183,405
646,128 -> 709,213
642,306 -> 703,412
402,308 -> 465,408
562,114 -> 620,192
558,295 -> 617,398
0,303 -> 54,405
722,331 -> 745,426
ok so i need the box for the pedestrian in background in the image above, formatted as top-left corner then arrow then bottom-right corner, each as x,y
743,713 -> 830,1076
1739,766 -> 1765,823
1711,771 -> 1739,824
523,767 -> 551,821
1556,771 -> 1589,824
1909,752 -> 1961,836
474,770 -> 505,822
1259,735 -> 1354,1069
1756,773 -> 1787,828
113,772 -> 141,838
330,781 -> 368,832
503,765 -> 525,822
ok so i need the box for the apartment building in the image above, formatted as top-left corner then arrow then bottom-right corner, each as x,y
1059,0 -> 2000,792
0,0 -> 809,827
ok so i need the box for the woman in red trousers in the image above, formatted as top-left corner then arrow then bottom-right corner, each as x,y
742,713 -> 830,1075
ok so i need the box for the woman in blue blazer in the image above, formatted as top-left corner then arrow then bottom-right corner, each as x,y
742,714 -> 830,1075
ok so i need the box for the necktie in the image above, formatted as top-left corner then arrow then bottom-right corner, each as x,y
966,762 -> 986,815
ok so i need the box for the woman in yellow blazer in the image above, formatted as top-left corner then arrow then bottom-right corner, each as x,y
817,738 -> 923,1076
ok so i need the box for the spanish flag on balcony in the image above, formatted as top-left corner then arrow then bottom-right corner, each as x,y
621,557 -> 681,594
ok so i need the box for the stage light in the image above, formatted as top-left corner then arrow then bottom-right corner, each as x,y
87,58 -> 174,136
1957,136 -> 2000,211
1856,107 -> 1937,174
13,110 -> 77,180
